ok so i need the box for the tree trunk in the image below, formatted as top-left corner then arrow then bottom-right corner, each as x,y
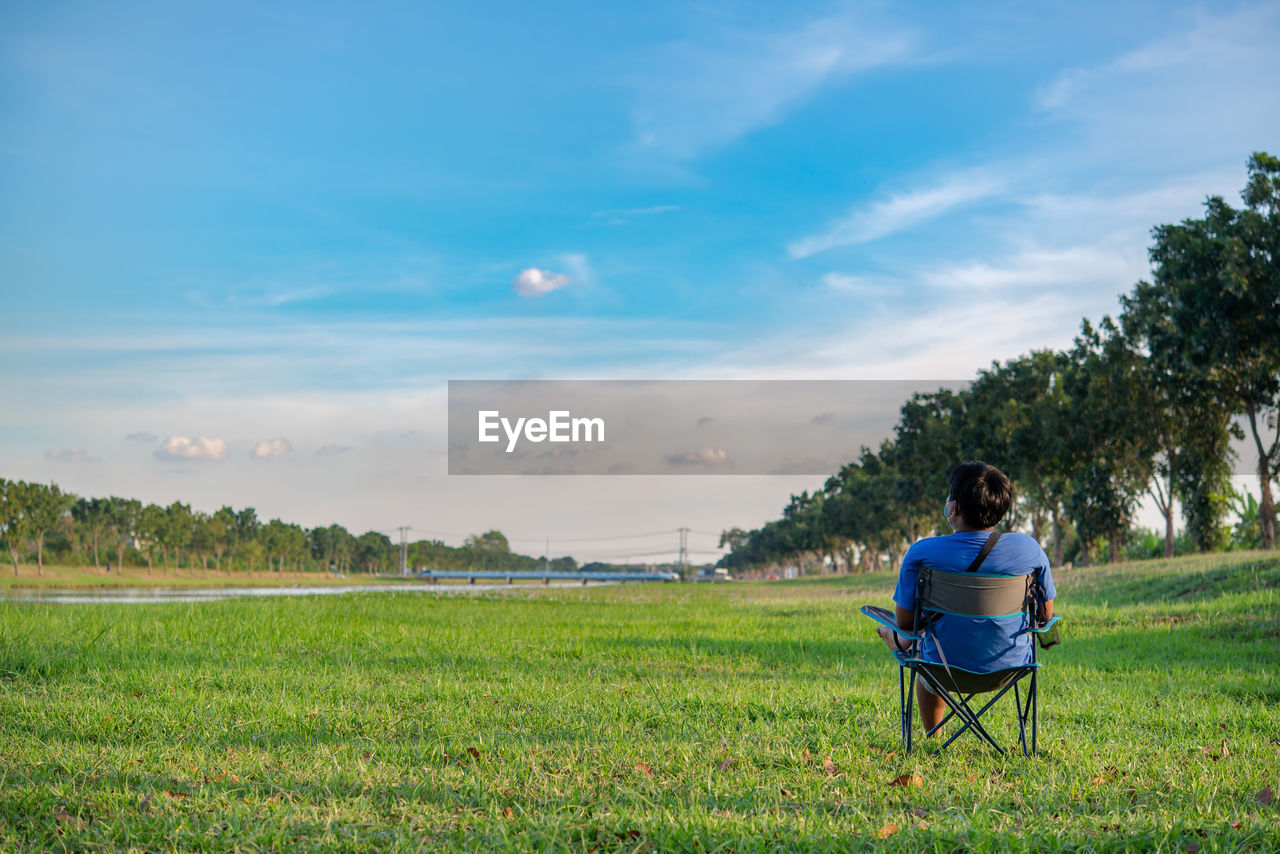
9,546 -> 18,576
36,534 -> 44,576
1080,538 -> 1091,567
146,553 -> 153,575
1246,403 -> 1277,550
1108,531 -> 1122,564
1052,507 -> 1064,567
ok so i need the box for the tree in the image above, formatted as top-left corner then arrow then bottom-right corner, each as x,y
108,497 -> 142,573
191,511 -> 214,573
1059,318 -> 1160,563
165,502 -> 193,573
71,496 -> 112,571
1123,152 -> 1280,548
465,530 -> 510,552
209,507 -> 235,574
27,482 -> 74,575
0,478 -> 32,575
137,504 -> 167,575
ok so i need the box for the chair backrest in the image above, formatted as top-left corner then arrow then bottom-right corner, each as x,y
917,568 -> 1033,619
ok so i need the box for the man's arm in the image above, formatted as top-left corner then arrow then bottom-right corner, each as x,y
895,604 -> 915,631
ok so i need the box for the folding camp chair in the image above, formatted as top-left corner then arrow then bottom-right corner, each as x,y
861,565 -> 1060,756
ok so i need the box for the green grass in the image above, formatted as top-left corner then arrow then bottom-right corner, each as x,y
0,563 -> 404,589
1,552 -> 1277,852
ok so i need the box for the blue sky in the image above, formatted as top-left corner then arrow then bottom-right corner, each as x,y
2,1 -> 1277,560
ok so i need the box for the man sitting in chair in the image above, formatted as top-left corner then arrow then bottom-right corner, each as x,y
875,460 -> 1056,736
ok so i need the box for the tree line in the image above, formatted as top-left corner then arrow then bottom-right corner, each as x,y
0,482 -> 578,578
719,152 -> 1280,575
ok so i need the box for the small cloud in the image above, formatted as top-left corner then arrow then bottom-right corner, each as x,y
251,438 -> 293,459
788,171 -> 1005,258
664,448 -> 730,467
810,412 -> 835,425
696,416 -> 714,427
819,273 -> 900,297
316,444 -> 351,457
155,436 -> 228,461
608,462 -> 636,474
124,431 -> 157,444
513,267 -> 571,297
45,447 -> 100,463
590,205 -> 681,226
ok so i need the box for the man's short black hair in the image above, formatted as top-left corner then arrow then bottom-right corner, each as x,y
948,461 -> 1012,529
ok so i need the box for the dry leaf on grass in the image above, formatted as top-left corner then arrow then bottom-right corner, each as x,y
1259,786 -> 1273,806
889,773 -> 923,787
823,757 -> 838,776
466,747 -> 481,760
906,807 -> 927,818
634,762 -> 654,777
717,757 -> 737,771
503,807 -> 514,819
780,787 -> 795,798
876,823 -> 899,839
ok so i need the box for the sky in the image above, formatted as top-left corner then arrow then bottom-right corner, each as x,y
2,0 -> 1277,564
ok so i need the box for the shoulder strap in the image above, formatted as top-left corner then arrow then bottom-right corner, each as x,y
965,531 -> 1001,572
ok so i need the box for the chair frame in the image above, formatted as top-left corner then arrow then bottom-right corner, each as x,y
864,568 -> 1060,756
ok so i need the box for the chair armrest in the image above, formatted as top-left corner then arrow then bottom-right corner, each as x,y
860,605 -> 922,640
1028,615 -> 1061,633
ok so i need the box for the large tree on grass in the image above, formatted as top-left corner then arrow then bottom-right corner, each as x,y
1123,152 -> 1280,549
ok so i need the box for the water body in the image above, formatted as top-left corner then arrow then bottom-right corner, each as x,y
0,581 -> 615,605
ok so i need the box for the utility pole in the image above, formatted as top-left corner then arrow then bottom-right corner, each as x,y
398,526 -> 409,576
678,527 -> 689,581
545,537 -> 550,576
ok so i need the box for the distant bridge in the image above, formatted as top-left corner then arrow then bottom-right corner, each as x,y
416,569 -> 680,584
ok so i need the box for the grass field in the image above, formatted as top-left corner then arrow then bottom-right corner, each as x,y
0,563 -> 402,589
1,552 -> 1277,852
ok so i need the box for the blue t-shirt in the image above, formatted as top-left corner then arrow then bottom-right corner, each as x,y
893,530 -> 1056,673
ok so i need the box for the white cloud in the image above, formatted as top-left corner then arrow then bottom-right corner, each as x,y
629,9 -> 915,160
788,171 -> 1005,258
591,204 -> 681,225
251,437 -> 293,459
316,443 -> 351,457
1028,5 -> 1280,168
155,436 -> 228,461
664,448 -> 730,467
512,267 -> 571,297
919,243 -> 1145,292
124,431 -> 156,443
819,272 -> 899,297
45,447 -> 100,463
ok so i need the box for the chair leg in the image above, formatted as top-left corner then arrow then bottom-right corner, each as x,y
899,664 -> 908,752
1014,681 -> 1029,757
1031,671 -> 1038,755
905,667 -> 917,755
